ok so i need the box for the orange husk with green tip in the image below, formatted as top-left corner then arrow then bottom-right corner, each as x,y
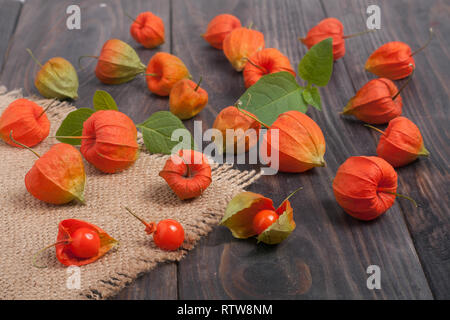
260,110 -> 326,173
223,27 -> 265,71
90,39 -> 146,85
56,219 -> 118,266
366,117 -> 429,167
0,98 -> 50,148
27,49 -> 78,100
342,78 -> 402,124
25,143 -> 86,204
80,110 -> 139,173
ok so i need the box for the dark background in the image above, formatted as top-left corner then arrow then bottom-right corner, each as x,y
0,0 -> 448,299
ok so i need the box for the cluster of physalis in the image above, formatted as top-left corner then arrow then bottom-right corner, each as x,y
0,11 -> 434,267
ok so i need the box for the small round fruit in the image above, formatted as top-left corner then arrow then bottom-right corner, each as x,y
153,219 -> 185,251
252,210 -> 279,234
68,227 -> 101,258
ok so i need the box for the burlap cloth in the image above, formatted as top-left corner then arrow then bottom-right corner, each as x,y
0,87 -> 261,300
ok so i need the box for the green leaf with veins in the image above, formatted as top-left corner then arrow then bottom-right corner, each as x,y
137,111 -> 194,154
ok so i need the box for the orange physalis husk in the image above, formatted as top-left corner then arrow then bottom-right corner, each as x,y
212,106 -> 261,154
220,190 -> 299,244
243,48 -> 296,88
365,117 -> 430,167
0,98 -> 50,148
169,78 -> 208,120
25,143 -> 86,204
159,149 -> 212,200
365,42 -> 415,80
80,110 -> 139,173
27,49 -> 79,100
145,52 -> 191,96
365,29 -> 433,80
130,11 -> 165,49
56,219 -> 118,267
342,78 -> 402,124
202,14 -> 242,50
223,27 -> 265,71
332,156 -> 418,221
300,18 -> 345,60
87,39 -> 146,85
260,111 -> 326,173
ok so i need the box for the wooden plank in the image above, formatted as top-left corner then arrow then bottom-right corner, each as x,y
321,0 -> 450,300
0,0 -> 177,300
113,263 -> 178,300
0,0 -> 22,74
174,0 -> 433,299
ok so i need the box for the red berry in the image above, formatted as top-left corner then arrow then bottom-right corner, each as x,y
252,210 -> 279,234
153,219 -> 185,251
68,227 -> 101,258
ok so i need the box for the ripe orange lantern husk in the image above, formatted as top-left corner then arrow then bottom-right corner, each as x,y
0,98 -> 50,148
223,27 -> 265,71
260,111 -> 326,173
25,143 -> 86,204
342,78 -> 402,124
333,156 -> 402,220
130,11 -> 165,49
55,219 -> 118,267
300,18 -> 345,60
213,106 -> 261,154
243,48 -> 296,88
146,52 -> 191,96
159,149 -> 212,200
366,117 -> 429,167
91,39 -> 146,85
202,14 -> 242,50
169,78 -> 208,120
80,110 -> 139,173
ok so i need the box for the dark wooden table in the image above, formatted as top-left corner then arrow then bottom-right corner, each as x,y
0,0 -> 448,300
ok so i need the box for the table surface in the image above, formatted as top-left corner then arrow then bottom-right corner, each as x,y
0,0 -> 448,300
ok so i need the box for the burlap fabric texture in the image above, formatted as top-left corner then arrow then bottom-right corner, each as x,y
0,87 -> 261,299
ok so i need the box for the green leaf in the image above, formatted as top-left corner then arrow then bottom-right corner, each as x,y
302,86 -> 322,111
238,72 -> 307,126
92,90 -> 118,111
298,38 -> 333,87
137,111 -> 194,154
256,200 -> 296,245
55,108 -> 95,145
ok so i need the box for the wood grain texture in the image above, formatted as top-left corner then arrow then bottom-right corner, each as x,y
321,0 -> 450,300
173,0 -> 433,299
0,0 -> 22,73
